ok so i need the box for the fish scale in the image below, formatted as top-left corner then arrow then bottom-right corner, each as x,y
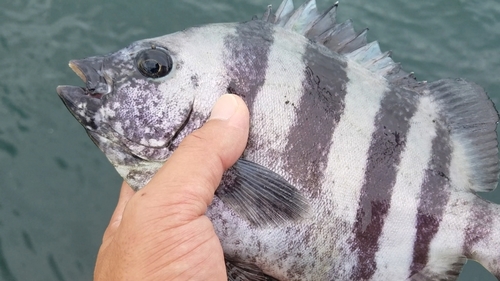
56,0 -> 500,280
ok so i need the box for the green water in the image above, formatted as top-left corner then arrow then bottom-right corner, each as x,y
0,0 -> 499,280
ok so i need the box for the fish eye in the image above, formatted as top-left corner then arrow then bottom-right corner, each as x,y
135,48 -> 173,78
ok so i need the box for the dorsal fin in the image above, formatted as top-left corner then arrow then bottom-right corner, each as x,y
283,0 -> 320,33
271,0 -> 294,26
305,1 -> 338,38
338,28 -> 368,53
429,78 -> 500,192
260,0 -> 411,83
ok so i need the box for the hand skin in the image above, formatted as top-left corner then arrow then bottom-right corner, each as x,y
94,94 -> 250,281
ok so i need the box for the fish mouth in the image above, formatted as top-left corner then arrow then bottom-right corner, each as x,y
58,58 -> 111,99
57,57 -> 112,130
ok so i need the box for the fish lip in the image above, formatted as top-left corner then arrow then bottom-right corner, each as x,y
64,57 -> 111,99
69,60 -> 88,83
57,56 -> 113,129
56,85 -> 102,131
56,84 -> 100,100
56,85 -> 85,106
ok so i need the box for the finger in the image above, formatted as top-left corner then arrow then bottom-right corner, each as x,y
102,181 -> 135,242
140,94 -> 249,212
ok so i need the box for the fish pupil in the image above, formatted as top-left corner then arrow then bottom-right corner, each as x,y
135,48 -> 172,78
143,59 -> 161,74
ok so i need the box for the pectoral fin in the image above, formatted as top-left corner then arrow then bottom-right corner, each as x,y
226,257 -> 279,281
216,158 -> 309,227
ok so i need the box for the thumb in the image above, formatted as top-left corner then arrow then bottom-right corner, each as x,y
136,94 -> 249,215
101,181 -> 135,242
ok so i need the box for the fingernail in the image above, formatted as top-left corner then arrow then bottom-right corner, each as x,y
209,94 -> 238,121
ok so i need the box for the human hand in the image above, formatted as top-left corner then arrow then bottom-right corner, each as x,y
93,94 -> 250,281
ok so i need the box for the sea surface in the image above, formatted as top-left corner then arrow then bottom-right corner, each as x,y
0,0 -> 499,280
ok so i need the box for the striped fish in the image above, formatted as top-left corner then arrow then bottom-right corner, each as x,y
56,0 -> 500,280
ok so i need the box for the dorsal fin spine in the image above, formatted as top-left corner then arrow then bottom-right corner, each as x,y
274,0 -> 295,25
260,0 -> 411,81
305,2 -> 338,37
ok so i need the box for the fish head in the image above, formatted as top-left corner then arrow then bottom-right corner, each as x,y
57,28 -> 226,189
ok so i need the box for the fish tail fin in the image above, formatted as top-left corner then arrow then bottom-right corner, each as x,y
464,198 -> 500,280
428,78 -> 500,192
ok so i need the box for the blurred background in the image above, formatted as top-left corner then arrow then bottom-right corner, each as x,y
0,0 -> 499,280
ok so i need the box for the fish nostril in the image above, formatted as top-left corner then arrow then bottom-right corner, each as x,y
103,74 -> 113,92
83,83 -> 107,99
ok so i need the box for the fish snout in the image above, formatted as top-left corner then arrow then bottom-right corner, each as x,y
69,57 -> 112,99
57,56 -> 115,130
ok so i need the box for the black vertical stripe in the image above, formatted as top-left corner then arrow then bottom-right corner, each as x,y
223,20 -> 274,110
283,44 -> 349,197
409,121 -> 452,277
350,88 -> 419,280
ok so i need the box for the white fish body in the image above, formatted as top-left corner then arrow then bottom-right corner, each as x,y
57,1 -> 500,280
